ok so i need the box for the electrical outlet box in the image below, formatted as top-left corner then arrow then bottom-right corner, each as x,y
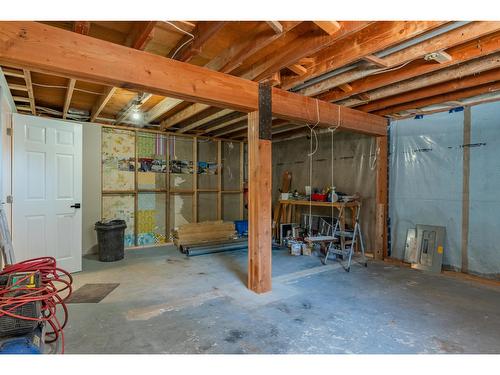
411,224 -> 446,273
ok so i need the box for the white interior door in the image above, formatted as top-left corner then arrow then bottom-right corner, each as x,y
12,114 -> 82,273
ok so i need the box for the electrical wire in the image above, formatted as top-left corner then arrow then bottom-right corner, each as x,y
370,59 -> 415,76
31,83 -> 104,96
0,257 -> 73,354
306,99 -> 321,236
163,21 -> 195,60
327,106 -> 341,228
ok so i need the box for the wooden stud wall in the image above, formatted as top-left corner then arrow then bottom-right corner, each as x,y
100,124 -> 246,248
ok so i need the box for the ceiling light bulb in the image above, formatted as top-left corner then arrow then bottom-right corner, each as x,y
131,110 -> 142,121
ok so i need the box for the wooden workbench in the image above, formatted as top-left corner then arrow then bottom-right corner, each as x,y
277,199 -> 360,235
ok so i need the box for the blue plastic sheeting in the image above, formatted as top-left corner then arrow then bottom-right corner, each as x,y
389,110 -> 463,269
469,101 -> 500,278
389,101 -> 500,278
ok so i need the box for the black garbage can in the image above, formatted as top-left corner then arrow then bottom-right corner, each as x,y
94,220 -> 127,262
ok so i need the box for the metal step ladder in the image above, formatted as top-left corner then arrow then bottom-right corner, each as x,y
321,202 -> 367,272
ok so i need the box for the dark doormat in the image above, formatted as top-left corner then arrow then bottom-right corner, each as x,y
66,283 -> 120,304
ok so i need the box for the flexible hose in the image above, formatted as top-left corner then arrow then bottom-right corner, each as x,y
0,257 -> 73,354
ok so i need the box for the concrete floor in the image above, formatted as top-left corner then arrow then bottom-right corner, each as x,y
65,246 -> 500,354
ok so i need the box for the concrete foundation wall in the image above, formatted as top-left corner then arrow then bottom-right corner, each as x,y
272,131 -> 378,252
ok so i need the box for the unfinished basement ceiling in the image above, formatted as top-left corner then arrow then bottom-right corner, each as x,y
1,20 -> 500,140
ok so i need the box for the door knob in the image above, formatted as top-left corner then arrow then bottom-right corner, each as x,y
70,203 -> 81,209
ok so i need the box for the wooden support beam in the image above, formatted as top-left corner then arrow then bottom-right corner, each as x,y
354,61 -> 500,113
62,78 -> 76,119
374,80 -> 500,116
313,21 -> 341,35
73,21 -> 91,35
22,69 -> 36,115
362,54 -> 389,67
91,86 -> 116,122
375,136 -> 388,259
316,29 -> 500,102
247,83 -> 272,293
126,21 -> 157,50
281,21 -> 447,90
0,22 -> 387,135
265,21 -> 283,34
171,21 -> 226,62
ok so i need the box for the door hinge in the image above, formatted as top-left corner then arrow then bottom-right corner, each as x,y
6,195 -> 13,204
6,128 -> 12,136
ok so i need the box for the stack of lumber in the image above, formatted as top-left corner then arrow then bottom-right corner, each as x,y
172,220 -> 237,247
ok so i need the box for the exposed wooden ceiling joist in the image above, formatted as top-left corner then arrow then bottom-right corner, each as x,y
170,21 -> 226,62
2,67 -> 24,78
22,69 -> 36,115
162,103 -> 211,130
91,86 -> 116,122
0,22 -> 387,135
126,21 -> 157,50
341,52 -> 500,109
202,114 -> 248,135
213,22 -> 302,74
315,28 -> 500,103
62,78 -> 76,119
282,21 -> 450,90
144,97 -> 183,123
73,21 -> 91,35
358,67 -> 500,114
242,21 -> 374,82
362,55 -> 389,68
313,21 -> 341,35
374,80 -> 500,116
177,108 -> 234,134
265,21 -> 283,34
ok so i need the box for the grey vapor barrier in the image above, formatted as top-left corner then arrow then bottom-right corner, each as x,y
389,101 -> 500,279
469,102 -> 500,278
272,131 -> 377,252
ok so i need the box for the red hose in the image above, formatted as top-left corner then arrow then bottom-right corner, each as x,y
0,257 -> 73,354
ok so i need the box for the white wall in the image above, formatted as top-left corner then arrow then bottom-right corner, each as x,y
0,78 -> 14,230
82,123 -> 102,255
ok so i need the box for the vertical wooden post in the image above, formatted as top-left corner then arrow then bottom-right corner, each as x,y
247,82 -> 272,294
461,106 -> 471,273
375,134 -> 388,260
193,137 -> 198,223
217,140 -> 222,220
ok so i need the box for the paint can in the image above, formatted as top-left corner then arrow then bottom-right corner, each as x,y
290,242 -> 302,256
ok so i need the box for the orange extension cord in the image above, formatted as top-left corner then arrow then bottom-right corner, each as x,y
0,257 -> 73,354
